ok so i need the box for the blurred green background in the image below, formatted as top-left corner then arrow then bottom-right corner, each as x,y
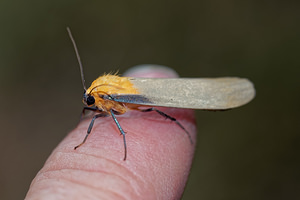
0,0 -> 299,199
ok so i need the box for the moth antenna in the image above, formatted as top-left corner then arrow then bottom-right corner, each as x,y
67,27 -> 87,91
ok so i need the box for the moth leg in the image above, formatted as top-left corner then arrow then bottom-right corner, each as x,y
139,108 -> 193,144
74,112 -> 109,150
80,106 -> 99,121
110,110 -> 127,161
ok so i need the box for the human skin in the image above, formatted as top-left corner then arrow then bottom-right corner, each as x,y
25,65 -> 197,200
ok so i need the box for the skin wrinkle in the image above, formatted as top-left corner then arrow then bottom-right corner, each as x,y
78,149 -> 153,195
38,170 -> 130,199
44,150 -> 133,178
37,176 -> 127,200
41,165 -> 131,190
41,150 -> 148,197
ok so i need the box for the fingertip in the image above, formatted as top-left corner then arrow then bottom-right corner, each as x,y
26,64 -> 196,200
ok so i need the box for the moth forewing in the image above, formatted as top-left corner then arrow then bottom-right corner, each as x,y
110,77 -> 255,110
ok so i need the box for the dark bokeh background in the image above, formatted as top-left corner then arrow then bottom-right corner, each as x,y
0,1 -> 299,199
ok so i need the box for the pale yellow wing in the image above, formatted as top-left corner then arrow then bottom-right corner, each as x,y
108,77 -> 255,110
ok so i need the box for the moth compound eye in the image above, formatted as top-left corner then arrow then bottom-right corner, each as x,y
86,96 -> 95,105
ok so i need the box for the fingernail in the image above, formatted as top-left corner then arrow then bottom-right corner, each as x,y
123,64 -> 179,78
